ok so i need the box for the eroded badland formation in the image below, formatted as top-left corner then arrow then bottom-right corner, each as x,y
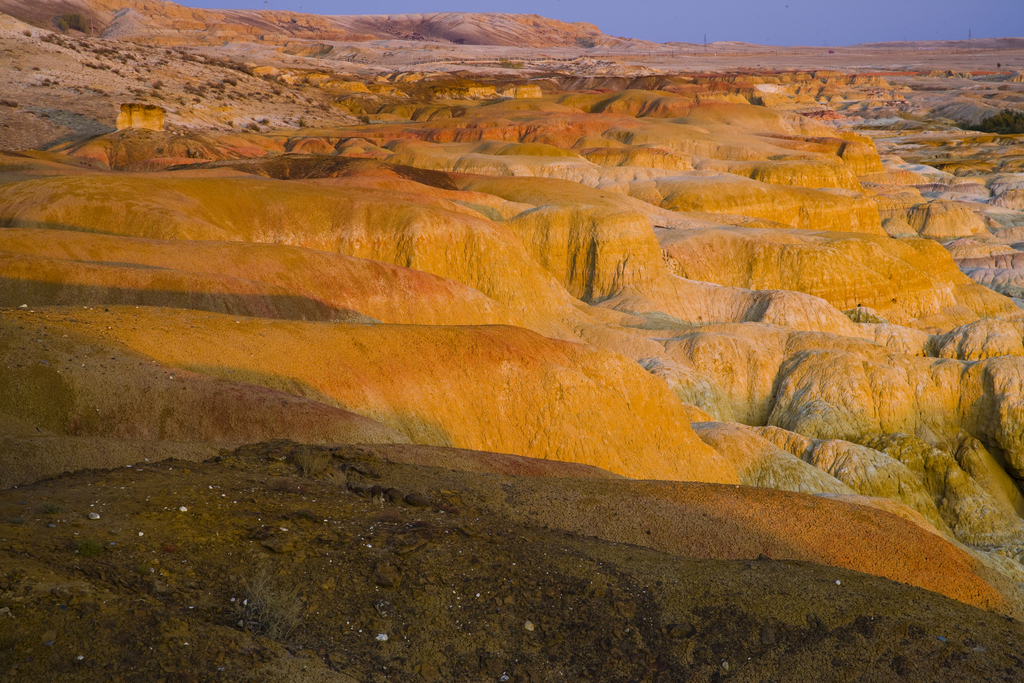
2,1 -> 1024,680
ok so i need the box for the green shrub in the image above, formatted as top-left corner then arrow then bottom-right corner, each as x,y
54,13 -> 87,33
75,538 -> 103,557
969,109 -> 1024,134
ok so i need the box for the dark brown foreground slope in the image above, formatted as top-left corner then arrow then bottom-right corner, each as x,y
2,443 -> 1023,683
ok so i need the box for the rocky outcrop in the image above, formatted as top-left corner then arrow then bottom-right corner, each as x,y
622,174 -> 883,233
692,421 -> 854,495
805,438 -> 952,535
931,319 -> 1024,360
115,103 -> 164,131
906,200 -> 990,240
658,226 -> 1015,329
864,433 -> 1024,548
765,338 -> 1024,477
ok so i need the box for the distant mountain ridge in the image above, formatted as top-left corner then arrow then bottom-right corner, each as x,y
853,37 -> 1024,50
0,0 -> 649,48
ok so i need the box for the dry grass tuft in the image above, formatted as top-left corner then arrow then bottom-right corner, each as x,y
294,448 -> 331,477
240,565 -> 304,640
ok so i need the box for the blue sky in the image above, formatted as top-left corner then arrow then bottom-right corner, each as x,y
175,0 -> 1024,46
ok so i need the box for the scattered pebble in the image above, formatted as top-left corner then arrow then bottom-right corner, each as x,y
524,620 -> 535,632
76,655 -> 84,661
375,633 -> 388,642
138,531 -> 144,536
88,512 -> 100,520
373,600 -> 395,618
835,580 -> 841,585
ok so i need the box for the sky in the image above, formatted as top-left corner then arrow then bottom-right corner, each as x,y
175,0 -> 1024,46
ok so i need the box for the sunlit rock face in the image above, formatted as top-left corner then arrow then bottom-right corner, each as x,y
4,4 -> 1024,631
115,103 -> 165,131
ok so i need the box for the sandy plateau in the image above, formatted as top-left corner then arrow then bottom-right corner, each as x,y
2,0 -> 1024,681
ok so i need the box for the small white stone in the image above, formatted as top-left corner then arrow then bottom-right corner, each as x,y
375,633 -> 388,642
835,580 -> 841,585
179,506 -> 188,512
523,620 -> 535,632
88,512 -> 100,520
138,531 -> 144,536
76,655 -> 84,661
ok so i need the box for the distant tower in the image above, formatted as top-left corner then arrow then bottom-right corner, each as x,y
703,34 -> 706,52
